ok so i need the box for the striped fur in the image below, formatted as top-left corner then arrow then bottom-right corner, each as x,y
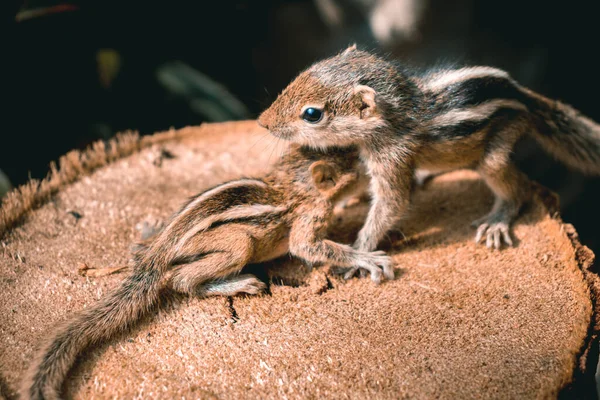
173,204 -> 287,255
170,179 -> 269,229
428,99 -> 527,127
21,177 -> 278,400
423,67 -> 510,93
22,143 -> 390,400
259,47 -> 600,253
419,67 -> 600,174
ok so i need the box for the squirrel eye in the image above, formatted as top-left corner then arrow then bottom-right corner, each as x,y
301,107 -> 323,123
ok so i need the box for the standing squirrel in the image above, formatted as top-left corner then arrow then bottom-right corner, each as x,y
258,45 -> 600,273
22,143 -> 392,400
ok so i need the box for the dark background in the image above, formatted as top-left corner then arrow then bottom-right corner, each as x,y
4,0 -> 600,257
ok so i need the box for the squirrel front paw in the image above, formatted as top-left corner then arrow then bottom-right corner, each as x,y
340,250 -> 395,284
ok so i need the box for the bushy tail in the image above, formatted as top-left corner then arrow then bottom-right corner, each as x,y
21,264 -> 162,400
521,86 -> 600,175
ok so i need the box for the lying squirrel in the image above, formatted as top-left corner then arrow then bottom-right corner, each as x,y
259,45 -> 600,277
22,143 -> 392,400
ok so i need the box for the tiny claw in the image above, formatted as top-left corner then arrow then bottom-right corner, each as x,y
383,265 -> 395,280
242,280 -> 267,295
493,230 -> 501,250
475,223 -> 488,243
370,269 -> 382,285
502,229 -> 513,247
369,250 -> 394,281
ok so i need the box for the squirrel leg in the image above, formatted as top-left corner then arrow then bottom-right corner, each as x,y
171,232 -> 255,293
195,274 -> 266,297
473,150 -> 532,250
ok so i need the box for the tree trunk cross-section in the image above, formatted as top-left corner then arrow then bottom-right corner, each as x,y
0,121 -> 597,399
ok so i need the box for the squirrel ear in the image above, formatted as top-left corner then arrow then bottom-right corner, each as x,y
342,43 -> 357,55
310,161 -> 337,190
353,85 -> 377,119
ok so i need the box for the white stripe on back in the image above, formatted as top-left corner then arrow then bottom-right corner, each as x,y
425,67 -> 510,93
171,179 -> 268,227
174,204 -> 287,256
430,99 -> 527,127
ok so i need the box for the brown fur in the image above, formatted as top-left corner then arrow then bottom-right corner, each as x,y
20,143 -> 392,400
258,46 -> 600,261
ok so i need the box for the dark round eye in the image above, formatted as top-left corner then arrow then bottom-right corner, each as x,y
301,107 -> 323,123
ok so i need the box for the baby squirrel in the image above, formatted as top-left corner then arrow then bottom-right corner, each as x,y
22,143 -> 391,400
258,45 -> 600,268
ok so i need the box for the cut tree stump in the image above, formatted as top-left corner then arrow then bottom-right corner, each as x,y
0,121 -> 598,399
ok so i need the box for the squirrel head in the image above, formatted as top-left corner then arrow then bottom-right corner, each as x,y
258,45 -> 394,149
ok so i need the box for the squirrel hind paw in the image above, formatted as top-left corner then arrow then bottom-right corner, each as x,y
473,220 -> 513,250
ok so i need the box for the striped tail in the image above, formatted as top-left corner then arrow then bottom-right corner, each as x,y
421,65 -> 600,175
520,86 -> 600,175
21,265 -> 162,400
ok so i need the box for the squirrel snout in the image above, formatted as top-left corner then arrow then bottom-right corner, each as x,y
257,114 -> 269,129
